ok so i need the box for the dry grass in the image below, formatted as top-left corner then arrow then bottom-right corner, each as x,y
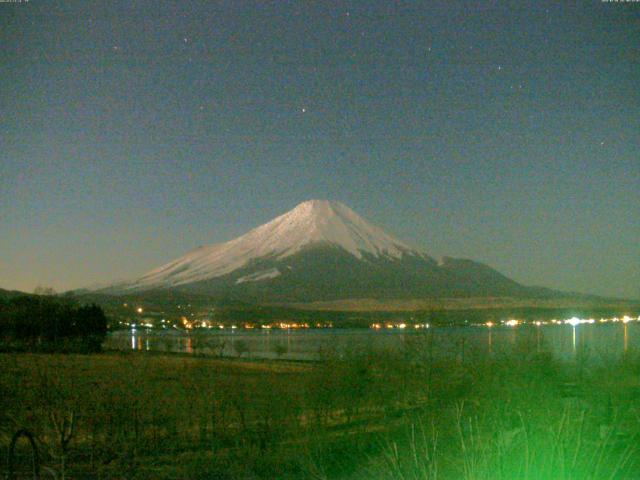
2,341 -> 640,478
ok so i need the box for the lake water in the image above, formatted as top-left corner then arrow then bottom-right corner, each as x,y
106,322 -> 640,363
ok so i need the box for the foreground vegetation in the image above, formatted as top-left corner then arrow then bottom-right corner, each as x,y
0,295 -> 107,353
2,332 -> 640,479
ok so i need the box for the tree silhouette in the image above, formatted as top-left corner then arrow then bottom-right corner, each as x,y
0,295 -> 108,352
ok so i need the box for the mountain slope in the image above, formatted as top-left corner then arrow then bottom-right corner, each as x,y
100,200 -> 558,302
127,200 -> 426,291
175,244 -> 542,302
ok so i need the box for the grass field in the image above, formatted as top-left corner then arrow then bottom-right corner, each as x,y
2,334 -> 640,479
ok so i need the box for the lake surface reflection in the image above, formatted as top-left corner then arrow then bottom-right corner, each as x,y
106,322 -> 640,363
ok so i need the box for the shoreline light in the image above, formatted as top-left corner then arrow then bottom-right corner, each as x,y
565,317 -> 596,326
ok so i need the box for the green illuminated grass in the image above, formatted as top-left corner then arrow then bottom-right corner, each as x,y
1,335 -> 640,478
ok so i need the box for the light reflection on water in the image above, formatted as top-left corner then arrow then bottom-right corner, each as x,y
129,331 -> 151,351
107,323 -> 640,363
624,323 -> 628,352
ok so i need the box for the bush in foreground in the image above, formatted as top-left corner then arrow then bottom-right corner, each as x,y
0,295 -> 107,353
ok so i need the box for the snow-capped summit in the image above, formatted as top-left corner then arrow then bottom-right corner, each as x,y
251,199 -> 414,260
127,200 -> 421,290
100,199 -> 538,301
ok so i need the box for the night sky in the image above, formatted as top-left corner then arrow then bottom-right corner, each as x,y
1,1 -> 638,298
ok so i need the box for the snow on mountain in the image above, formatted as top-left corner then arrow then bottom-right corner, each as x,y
235,268 -> 281,284
126,200 -> 422,290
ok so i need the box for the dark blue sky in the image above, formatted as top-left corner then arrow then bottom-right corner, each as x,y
1,1 -> 638,298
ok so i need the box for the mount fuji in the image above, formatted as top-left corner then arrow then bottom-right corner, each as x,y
101,200 -> 552,302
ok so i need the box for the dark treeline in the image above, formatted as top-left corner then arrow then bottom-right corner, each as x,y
0,295 -> 107,352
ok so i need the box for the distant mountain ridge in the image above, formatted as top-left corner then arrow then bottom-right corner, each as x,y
97,200 -> 569,302
0,287 -> 31,299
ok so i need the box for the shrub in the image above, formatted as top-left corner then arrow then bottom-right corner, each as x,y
0,295 -> 108,353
